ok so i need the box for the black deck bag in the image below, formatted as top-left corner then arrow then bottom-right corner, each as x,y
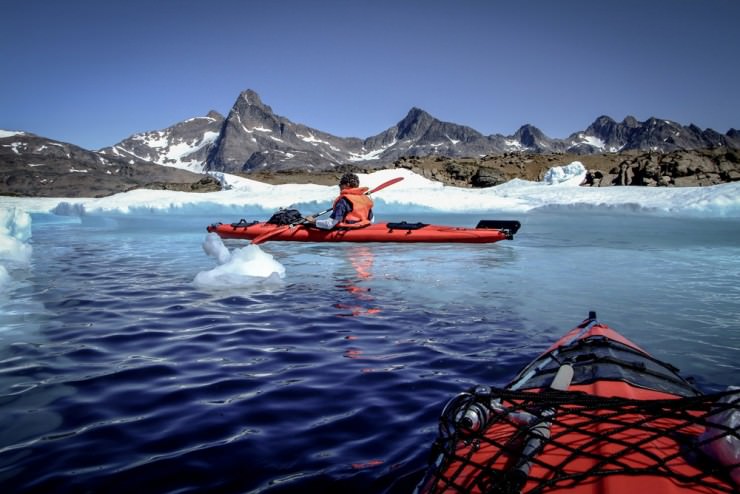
267,209 -> 304,225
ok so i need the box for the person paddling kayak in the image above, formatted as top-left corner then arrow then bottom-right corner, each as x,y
304,172 -> 374,230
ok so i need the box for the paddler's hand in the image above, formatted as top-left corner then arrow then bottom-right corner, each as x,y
303,216 -> 315,224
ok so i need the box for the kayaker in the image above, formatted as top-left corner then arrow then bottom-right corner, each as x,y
304,172 -> 374,229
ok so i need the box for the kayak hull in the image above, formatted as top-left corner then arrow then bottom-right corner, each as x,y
416,313 -> 738,494
206,220 -> 519,244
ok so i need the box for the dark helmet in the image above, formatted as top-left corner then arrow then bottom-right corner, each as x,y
339,172 -> 360,188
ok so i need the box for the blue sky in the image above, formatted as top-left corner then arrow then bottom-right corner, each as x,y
2,0 -> 739,150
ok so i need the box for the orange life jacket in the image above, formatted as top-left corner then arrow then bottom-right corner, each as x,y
334,187 -> 374,228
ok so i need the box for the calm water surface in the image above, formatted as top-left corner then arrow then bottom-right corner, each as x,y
1,211 -> 738,492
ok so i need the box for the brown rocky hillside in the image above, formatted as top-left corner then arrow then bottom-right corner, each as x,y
249,149 -> 740,188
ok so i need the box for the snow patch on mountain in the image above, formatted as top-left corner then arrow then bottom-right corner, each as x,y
504,139 -> 524,151
348,139 -> 398,161
570,133 -> 607,150
0,130 -> 25,139
297,133 -> 328,145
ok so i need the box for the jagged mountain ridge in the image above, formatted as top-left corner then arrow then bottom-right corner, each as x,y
4,89 -> 740,184
101,89 -> 738,174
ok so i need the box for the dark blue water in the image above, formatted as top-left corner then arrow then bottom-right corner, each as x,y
1,211 -> 738,493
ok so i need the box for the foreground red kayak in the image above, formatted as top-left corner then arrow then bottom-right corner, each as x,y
415,312 -> 739,493
206,219 -> 521,244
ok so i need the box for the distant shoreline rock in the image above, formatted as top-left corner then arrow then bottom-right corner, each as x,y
3,148 -> 738,198
250,148 -> 739,190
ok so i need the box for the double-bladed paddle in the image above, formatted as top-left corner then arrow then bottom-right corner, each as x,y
251,176 -> 404,245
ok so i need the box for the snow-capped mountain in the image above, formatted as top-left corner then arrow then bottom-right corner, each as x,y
105,89 -> 735,174
5,89 -> 740,180
204,90 -> 365,173
0,130 -> 214,197
564,115 -> 739,154
99,111 -> 224,173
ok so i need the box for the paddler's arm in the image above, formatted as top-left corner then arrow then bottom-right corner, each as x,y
305,198 -> 351,230
303,214 -> 341,230
314,217 -> 340,229
303,214 -> 340,230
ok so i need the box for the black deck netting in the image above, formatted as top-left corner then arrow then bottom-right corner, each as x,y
419,386 -> 739,493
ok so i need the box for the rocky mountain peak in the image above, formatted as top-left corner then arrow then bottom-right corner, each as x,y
586,116 -> 618,137
688,123 -> 703,134
396,107 -> 436,139
227,89 -> 279,130
513,124 -> 548,149
622,116 -> 640,128
238,89 -> 271,111
232,89 -> 277,126
579,116 -> 628,151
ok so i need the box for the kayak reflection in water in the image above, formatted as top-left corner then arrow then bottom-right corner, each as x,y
304,172 -> 374,230
335,246 -> 381,318
338,247 -> 382,366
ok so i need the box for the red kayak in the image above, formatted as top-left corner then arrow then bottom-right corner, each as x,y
415,312 -> 739,493
206,219 -> 520,244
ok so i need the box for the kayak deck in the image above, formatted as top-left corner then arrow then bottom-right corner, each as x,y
206,219 -> 521,244
415,313 -> 740,493
508,315 -> 701,400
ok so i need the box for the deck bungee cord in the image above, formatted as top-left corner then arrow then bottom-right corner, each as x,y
415,313 -> 740,494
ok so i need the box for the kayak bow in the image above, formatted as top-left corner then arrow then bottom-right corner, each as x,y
416,312 -> 740,493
